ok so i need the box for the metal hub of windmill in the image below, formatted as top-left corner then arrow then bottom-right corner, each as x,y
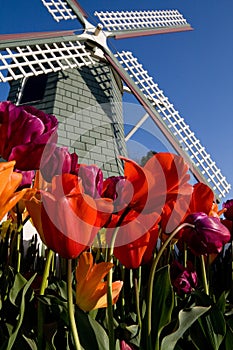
0,0 -> 231,200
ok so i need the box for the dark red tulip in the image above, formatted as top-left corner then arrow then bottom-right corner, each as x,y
102,176 -> 126,211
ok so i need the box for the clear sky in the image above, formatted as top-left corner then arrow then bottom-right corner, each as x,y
0,0 -> 232,201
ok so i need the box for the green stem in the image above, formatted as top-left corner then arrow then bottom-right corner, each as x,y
16,205 -> 23,273
183,242 -> 187,268
200,255 -> 209,295
107,226 -> 120,350
133,269 -> 142,329
120,264 -> 126,322
147,222 -> 194,349
16,230 -> 21,273
38,249 -> 54,350
67,259 -> 82,350
39,249 -> 54,295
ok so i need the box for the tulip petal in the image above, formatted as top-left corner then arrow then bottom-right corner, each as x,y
94,281 -> 123,310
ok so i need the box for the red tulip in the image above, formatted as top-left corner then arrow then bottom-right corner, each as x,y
111,211 -> 160,269
25,174 -> 113,259
161,182 -> 214,234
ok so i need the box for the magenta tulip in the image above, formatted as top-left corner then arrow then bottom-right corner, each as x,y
183,212 -> 231,255
223,199 -> 233,220
170,260 -> 197,295
0,101 -> 58,170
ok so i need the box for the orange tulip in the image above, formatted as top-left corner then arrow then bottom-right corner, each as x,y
75,252 -> 123,312
0,161 -> 28,221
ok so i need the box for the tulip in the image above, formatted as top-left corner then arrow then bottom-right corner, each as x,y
75,164 -> 103,198
40,146 -> 78,182
112,211 -> 160,269
0,161 -> 28,221
25,174 -> 113,259
75,252 -> 123,311
223,199 -> 233,220
182,212 -> 231,255
221,219 -> 233,237
14,169 -> 35,188
0,101 -> 58,170
170,260 -> 197,296
120,153 -> 192,217
120,340 -> 136,350
102,175 -> 126,211
161,182 -> 214,235
119,156 -> 156,213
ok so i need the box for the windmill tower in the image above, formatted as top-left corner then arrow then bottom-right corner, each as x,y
0,0 -> 231,200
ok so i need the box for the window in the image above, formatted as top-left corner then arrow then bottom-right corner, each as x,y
19,74 -> 48,104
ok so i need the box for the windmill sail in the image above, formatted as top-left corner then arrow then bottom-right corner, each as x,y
41,0 -> 88,25
0,32 -> 94,83
94,9 -> 193,39
105,50 -> 231,200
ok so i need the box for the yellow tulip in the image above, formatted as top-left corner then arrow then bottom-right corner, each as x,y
76,252 -> 123,312
0,161 -> 28,221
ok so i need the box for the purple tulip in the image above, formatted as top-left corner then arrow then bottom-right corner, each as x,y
223,199 -> 233,220
0,101 -> 58,170
40,146 -> 78,182
183,212 -> 231,255
15,169 -> 35,189
75,164 -> 103,198
170,260 -> 197,295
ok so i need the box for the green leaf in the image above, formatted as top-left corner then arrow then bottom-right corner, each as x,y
75,307 -> 109,350
161,306 -> 210,350
190,304 -> 226,350
220,323 -> 233,350
47,280 -> 68,301
151,265 -> 174,350
9,273 -> 28,306
22,334 -> 38,349
6,273 -> 36,350
216,292 -> 226,314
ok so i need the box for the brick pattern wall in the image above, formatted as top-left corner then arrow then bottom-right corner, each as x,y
8,62 -> 128,177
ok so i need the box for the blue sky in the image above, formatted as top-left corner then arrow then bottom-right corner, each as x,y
0,0 -> 232,201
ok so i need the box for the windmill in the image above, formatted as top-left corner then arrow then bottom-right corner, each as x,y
0,0 -> 231,201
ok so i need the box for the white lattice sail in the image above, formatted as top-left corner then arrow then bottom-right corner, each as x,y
41,0 -> 77,21
114,51 -> 231,199
0,35 -> 94,82
95,9 -> 192,38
